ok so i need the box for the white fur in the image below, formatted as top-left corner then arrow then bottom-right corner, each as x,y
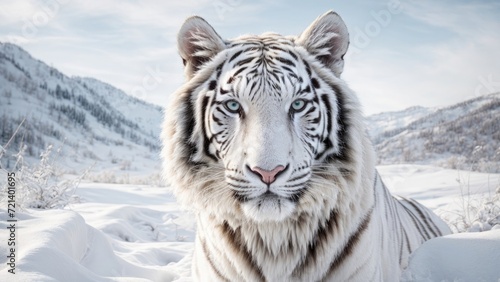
162,11 -> 451,281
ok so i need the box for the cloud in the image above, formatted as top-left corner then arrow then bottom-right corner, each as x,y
0,0 -> 218,105
342,0 -> 500,114
1,0 -> 498,114
402,0 -> 500,36
0,1 -> 40,25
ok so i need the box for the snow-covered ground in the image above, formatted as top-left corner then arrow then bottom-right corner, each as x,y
1,165 -> 499,281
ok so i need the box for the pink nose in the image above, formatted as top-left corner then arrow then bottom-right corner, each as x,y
250,165 -> 286,185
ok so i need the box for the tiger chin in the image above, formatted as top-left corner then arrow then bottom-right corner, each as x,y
162,10 -> 451,282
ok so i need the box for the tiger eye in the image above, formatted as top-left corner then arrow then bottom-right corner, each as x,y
291,99 -> 307,112
225,100 -> 241,113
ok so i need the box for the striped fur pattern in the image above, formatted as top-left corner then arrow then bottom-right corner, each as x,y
161,11 -> 451,281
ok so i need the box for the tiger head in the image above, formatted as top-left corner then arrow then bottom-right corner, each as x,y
163,11 -> 372,223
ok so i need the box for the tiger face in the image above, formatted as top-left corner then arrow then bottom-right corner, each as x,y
171,12 -> 353,222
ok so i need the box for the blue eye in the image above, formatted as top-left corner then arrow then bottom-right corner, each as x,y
225,100 -> 241,113
291,99 -> 307,112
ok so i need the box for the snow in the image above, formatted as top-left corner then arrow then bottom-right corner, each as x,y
401,230 -> 500,282
366,106 -> 434,139
1,165 -> 500,281
0,43 -> 164,182
0,183 -> 194,281
3,42 -> 499,281
378,164 -> 500,210
366,92 -> 500,173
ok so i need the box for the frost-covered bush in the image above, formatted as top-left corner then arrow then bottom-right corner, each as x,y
1,144 -> 87,209
441,177 -> 500,233
85,171 -> 164,186
467,195 -> 500,232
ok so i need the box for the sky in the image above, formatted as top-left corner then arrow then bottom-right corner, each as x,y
1,0 -> 499,115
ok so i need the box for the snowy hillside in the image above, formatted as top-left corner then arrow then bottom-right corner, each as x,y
0,43 -> 163,182
366,106 -> 434,141
3,40 -> 498,181
366,93 -> 500,173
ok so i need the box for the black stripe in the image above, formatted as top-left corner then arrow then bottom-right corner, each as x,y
387,193 -> 408,263
275,57 -> 296,67
226,175 -> 250,183
405,228 -> 412,253
180,90 -> 208,169
232,67 -> 246,78
283,183 -> 306,189
229,50 -> 243,63
300,85 -> 311,94
303,60 -> 311,76
320,94 -> 333,138
215,63 -> 223,78
287,50 -> 298,60
182,93 -> 197,157
401,228 -> 412,265
398,226 -> 404,265
292,208 -> 340,276
322,209 -> 373,280
232,190 -> 248,202
200,238 -> 230,281
268,45 -> 286,53
421,205 -> 444,237
409,197 -> 444,237
268,70 -> 280,83
304,132 -> 320,139
311,78 -> 320,89
228,183 -> 256,189
236,57 -> 254,67
281,65 -> 294,75
399,201 -> 431,240
406,199 -> 440,237
201,96 -> 218,162
221,222 -> 266,281
212,114 -> 223,126
315,94 -> 333,161
289,189 -> 305,203
328,83 -> 350,162
383,183 -> 401,237
249,80 -> 258,96
288,172 -> 310,182
218,134 -> 234,154
208,80 -> 217,91
303,105 -> 316,117
345,254 -> 372,281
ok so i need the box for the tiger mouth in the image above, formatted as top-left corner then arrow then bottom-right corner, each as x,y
255,192 -> 282,208
233,188 -> 305,203
239,190 -> 302,222
258,191 -> 281,200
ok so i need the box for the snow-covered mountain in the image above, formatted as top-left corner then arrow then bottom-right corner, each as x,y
2,41 -> 498,180
0,43 -> 164,181
366,93 -> 500,173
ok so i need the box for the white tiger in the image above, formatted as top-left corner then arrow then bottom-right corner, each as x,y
161,11 -> 451,281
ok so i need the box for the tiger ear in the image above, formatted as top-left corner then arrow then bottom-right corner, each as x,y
297,11 -> 349,77
177,16 -> 226,79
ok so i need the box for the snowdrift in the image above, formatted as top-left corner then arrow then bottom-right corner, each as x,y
402,230 -> 500,281
0,210 -> 176,281
1,166 -> 499,281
